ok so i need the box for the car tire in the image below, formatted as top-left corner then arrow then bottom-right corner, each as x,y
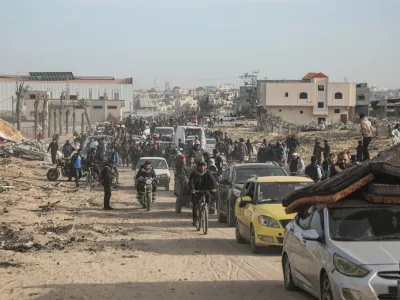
282,254 -> 297,290
47,168 -> 59,181
320,272 -> 333,300
227,200 -> 235,227
250,224 -> 261,254
235,220 -> 246,244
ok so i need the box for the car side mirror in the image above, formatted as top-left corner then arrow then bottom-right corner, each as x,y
241,196 -> 252,203
301,229 -> 320,241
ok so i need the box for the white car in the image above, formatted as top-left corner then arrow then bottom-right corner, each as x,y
134,157 -> 170,191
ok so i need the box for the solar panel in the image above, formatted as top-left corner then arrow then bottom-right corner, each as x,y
28,72 -> 75,81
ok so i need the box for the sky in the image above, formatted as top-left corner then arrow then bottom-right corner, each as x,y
0,0 -> 399,89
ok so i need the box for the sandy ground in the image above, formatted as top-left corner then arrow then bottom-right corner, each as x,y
0,158 -> 314,300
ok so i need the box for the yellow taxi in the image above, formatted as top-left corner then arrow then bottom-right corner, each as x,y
235,176 -> 314,253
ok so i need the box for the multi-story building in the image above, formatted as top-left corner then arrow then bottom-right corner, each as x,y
355,83 -> 371,116
257,72 -> 357,124
0,72 -> 133,112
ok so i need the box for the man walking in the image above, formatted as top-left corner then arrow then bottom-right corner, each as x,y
360,113 -> 372,160
101,159 -> 115,210
305,155 -> 323,183
110,146 -> 120,185
71,149 -> 83,188
47,138 -> 59,164
62,140 -> 73,158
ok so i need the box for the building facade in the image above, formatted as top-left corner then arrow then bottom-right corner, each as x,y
257,73 -> 357,124
0,72 -> 134,112
355,83 -> 370,116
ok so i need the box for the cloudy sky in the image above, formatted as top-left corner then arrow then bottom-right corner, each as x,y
0,0 -> 399,89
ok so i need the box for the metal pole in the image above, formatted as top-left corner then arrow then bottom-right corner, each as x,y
12,96 -> 15,127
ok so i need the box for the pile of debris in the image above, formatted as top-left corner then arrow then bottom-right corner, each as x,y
0,119 -> 25,142
3,140 -> 53,161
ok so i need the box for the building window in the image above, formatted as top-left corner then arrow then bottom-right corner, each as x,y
335,92 -> 343,100
70,95 -> 78,100
285,92 -> 289,97
318,118 -> 326,124
318,85 -> 324,91
358,94 -> 365,100
30,94 -> 36,99
93,106 -> 103,109
107,106 -> 117,109
334,109 -> 340,113
299,92 -> 308,100
318,102 -> 324,108
300,111 -> 303,114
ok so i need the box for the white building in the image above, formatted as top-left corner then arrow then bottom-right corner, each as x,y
0,72 -> 134,112
257,72 -> 357,124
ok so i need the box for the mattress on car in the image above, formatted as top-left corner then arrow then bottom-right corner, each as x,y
367,183 -> 400,196
285,174 -> 375,214
362,192 -> 400,205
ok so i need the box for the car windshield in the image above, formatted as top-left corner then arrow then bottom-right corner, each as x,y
235,167 -> 285,184
185,128 -> 201,139
137,159 -> 168,169
206,140 -> 215,145
258,182 -> 313,203
329,206 -> 400,241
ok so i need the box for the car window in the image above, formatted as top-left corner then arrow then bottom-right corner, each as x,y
241,182 -> 251,197
309,210 -> 324,237
296,205 -> 313,229
137,159 -> 167,169
234,167 -> 286,184
246,182 -> 256,199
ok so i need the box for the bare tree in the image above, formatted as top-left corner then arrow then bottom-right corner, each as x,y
33,93 -> 41,139
42,94 -> 49,138
59,93 -> 64,136
72,102 -> 76,134
15,82 -> 29,131
48,105 -> 53,138
65,108 -> 70,134
81,112 -> 85,134
77,99 -> 91,129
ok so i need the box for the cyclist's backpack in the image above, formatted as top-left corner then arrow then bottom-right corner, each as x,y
98,166 -> 110,185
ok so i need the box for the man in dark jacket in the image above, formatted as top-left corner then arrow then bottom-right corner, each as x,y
101,159 -> 114,210
305,155 -> 323,183
246,139 -> 254,157
313,139 -> 323,165
189,161 -> 217,226
120,139 -> 130,167
130,143 -> 142,170
286,135 -> 300,163
266,144 -> 277,162
62,140 -> 73,158
323,140 -> 331,161
136,160 -> 157,203
47,138 -> 59,164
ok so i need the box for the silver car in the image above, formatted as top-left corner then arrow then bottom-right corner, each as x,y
282,200 -> 400,300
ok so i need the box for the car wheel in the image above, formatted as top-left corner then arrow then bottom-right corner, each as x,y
282,254 -> 297,290
227,201 -> 235,227
235,220 -> 246,244
47,168 -> 59,181
250,225 -> 261,254
321,272 -> 333,300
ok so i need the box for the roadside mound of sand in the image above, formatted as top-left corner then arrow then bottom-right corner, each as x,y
0,119 -> 25,142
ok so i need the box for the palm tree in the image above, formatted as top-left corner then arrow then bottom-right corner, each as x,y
59,94 -> 64,136
72,102 -> 76,134
42,94 -> 49,138
81,112 -> 85,134
15,82 -> 29,131
33,93 -> 41,138
48,104 -> 53,138
77,99 -> 91,130
65,108 -> 70,134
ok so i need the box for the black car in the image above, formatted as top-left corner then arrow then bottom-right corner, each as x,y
217,162 -> 287,227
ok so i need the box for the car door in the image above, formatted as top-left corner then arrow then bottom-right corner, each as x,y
237,182 -> 251,236
299,209 -> 326,294
242,182 -> 256,240
290,205 -> 313,284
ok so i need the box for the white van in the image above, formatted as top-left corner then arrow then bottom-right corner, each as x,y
174,126 -> 206,151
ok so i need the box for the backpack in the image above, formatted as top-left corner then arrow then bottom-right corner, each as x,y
98,166 -> 110,185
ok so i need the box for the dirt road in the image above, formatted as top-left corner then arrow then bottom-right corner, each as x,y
0,162 -> 313,300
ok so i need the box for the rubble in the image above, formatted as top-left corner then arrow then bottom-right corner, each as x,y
0,119 -> 25,142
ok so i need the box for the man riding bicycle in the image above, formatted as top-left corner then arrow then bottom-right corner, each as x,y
189,161 -> 217,227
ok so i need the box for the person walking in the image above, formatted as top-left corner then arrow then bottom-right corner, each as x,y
323,140 -> 330,162
101,160 -> 114,210
110,146 -> 120,185
305,155 -> 323,183
62,140 -> 73,158
71,149 -> 83,188
47,138 -> 59,164
360,113 -> 372,160
313,139 -> 323,165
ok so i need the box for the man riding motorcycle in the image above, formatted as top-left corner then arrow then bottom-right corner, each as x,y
136,160 -> 157,204
189,161 -> 217,227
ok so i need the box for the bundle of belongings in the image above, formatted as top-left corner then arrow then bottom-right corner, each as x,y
282,143 -> 400,214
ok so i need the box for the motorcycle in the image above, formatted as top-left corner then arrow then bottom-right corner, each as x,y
136,177 -> 156,211
47,158 -> 88,181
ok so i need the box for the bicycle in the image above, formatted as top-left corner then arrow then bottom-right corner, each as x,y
194,190 -> 209,235
86,165 -> 99,191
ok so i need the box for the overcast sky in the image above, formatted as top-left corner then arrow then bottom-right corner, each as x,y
0,0 -> 399,89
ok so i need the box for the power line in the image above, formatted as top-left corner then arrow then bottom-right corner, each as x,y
0,96 -> 13,104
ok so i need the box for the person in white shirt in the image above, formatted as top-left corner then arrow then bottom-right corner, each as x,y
359,113 -> 372,160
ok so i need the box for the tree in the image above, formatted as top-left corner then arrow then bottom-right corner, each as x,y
59,94 -> 64,136
48,105 -> 53,138
15,82 -> 29,131
33,93 -> 41,138
65,108 -> 70,134
72,102 -> 76,134
77,99 -> 91,130
42,94 -> 49,138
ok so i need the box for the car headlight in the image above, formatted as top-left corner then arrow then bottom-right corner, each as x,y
333,254 -> 369,277
232,189 -> 241,197
258,216 -> 280,228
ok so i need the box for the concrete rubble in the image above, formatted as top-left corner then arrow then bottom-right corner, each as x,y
3,140 -> 57,161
